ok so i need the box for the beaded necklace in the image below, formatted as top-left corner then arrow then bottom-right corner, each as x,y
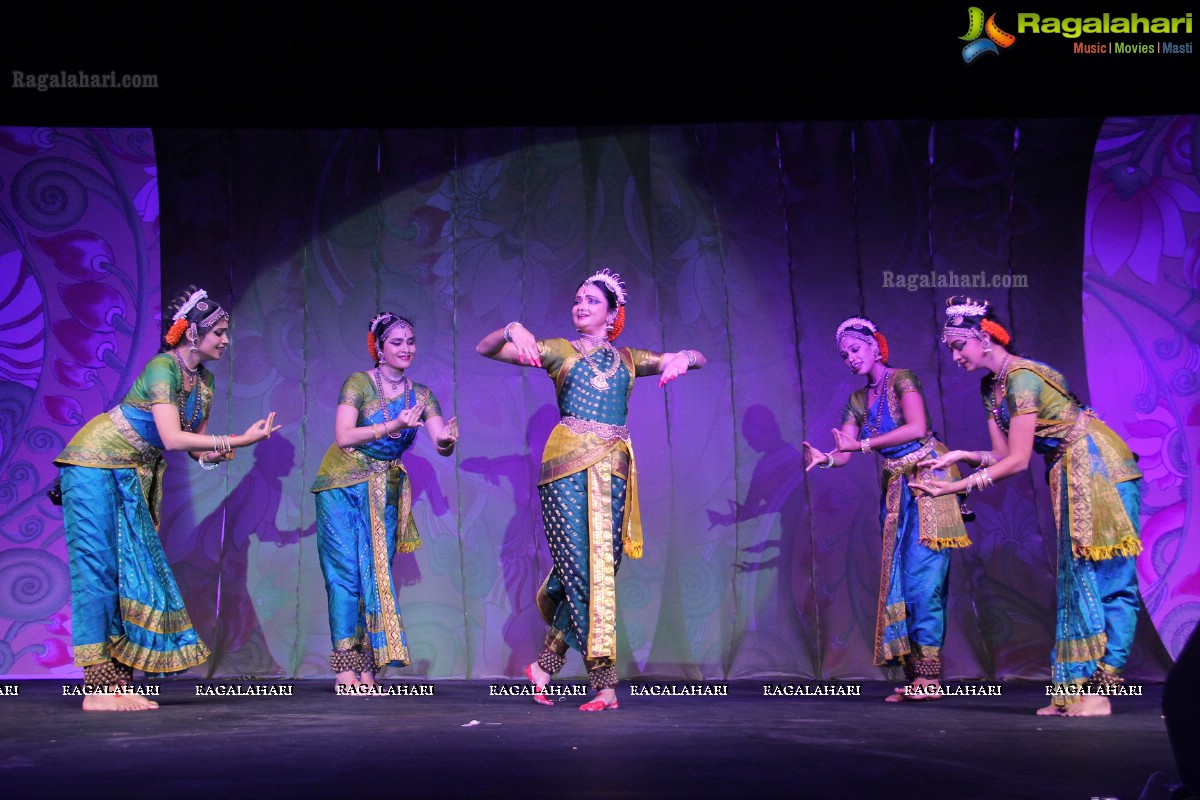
372,369 -> 411,439
173,349 -> 199,380
863,368 -> 892,437
377,366 -> 407,389
989,355 -> 1013,432
172,351 -> 203,432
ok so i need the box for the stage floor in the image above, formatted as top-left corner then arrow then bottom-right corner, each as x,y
0,680 -> 1178,799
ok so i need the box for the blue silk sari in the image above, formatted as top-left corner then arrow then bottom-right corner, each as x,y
54,356 -> 211,674
845,369 -> 969,668
312,379 -> 434,667
988,361 -> 1142,701
533,339 -> 660,670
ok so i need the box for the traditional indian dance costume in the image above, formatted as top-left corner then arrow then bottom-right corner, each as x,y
844,368 -> 971,682
984,357 -> 1141,702
834,318 -> 970,684
531,336 -> 662,692
54,290 -> 229,689
311,371 -> 441,676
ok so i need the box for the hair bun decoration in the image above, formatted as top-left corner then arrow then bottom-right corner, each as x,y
835,316 -> 876,341
979,319 -> 1011,346
941,295 -> 998,344
165,318 -> 189,347
608,305 -> 626,341
944,296 -> 989,319
835,316 -> 884,362
586,268 -> 627,306
367,312 -> 414,362
873,332 -> 889,364
171,289 -> 208,321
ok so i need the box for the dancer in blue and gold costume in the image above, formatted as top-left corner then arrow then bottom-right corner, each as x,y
311,313 -> 457,692
804,317 -> 970,701
54,286 -> 279,711
913,296 -> 1142,716
477,270 -> 705,711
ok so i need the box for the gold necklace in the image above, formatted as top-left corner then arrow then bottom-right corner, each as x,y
573,339 -> 621,390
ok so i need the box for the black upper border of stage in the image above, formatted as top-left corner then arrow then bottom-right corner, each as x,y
3,6 -> 1197,128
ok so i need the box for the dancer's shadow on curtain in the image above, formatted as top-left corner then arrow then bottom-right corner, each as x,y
461,403 -> 559,676
391,449 -> 451,589
171,436 -> 315,678
707,404 -> 807,576
707,404 -> 818,674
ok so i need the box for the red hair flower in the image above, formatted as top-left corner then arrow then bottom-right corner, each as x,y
165,318 -> 188,347
980,319 -> 1010,346
608,305 -> 626,341
873,332 -> 889,364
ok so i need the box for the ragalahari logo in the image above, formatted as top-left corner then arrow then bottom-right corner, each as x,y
960,7 -> 1017,62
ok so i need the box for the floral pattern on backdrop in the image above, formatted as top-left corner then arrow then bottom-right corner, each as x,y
1,120 -> 1183,679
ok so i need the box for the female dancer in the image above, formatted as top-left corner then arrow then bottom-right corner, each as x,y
803,317 -> 970,700
311,313 -> 457,691
912,297 -> 1142,716
477,269 -> 705,711
54,286 -> 279,711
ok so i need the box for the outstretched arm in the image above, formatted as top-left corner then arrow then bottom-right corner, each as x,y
152,404 -> 279,453
912,414 -> 1033,496
657,349 -> 706,388
477,322 -> 541,367
803,421 -> 858,471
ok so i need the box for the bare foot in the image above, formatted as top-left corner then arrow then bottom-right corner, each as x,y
358,671 -> 377,688
526,662 -> 553,706
579,687 -> 618,711
335,670 -> 361,694
82,692 -> 159,712
528,662 -> 550,688
885,679 -> 941,702
1064,694 -> 1111,717
1036,702 -> 1066,716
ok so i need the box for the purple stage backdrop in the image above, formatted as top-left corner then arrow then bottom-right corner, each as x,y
0,127 -> 161,678
0,120 -> 1192,681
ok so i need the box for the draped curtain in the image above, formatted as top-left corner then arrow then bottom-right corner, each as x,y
1,120 -> 1187,680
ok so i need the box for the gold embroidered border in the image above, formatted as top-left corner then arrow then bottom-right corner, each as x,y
616,441 -> 641,559
538,426 -> 621,486
104,406 -> 168,527
107,407 -> 160,461
109,638 -> 210,674
333,635 -> 359,651
1055,631 -> 1107,664
585,451 -> 619,661
873,478 -> 909,666
119,598 -> 197,634
536,573 -> 557,626
73,642 -> 110,667
909,440 -> 972,550
396,465 -> 420,553
877,637 -> 909,664
910,644 -> 941,661
881,438 -> 936,476
882,601 -> 907,626
368,469 -> 410,666
1051,437 -> 1140,559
